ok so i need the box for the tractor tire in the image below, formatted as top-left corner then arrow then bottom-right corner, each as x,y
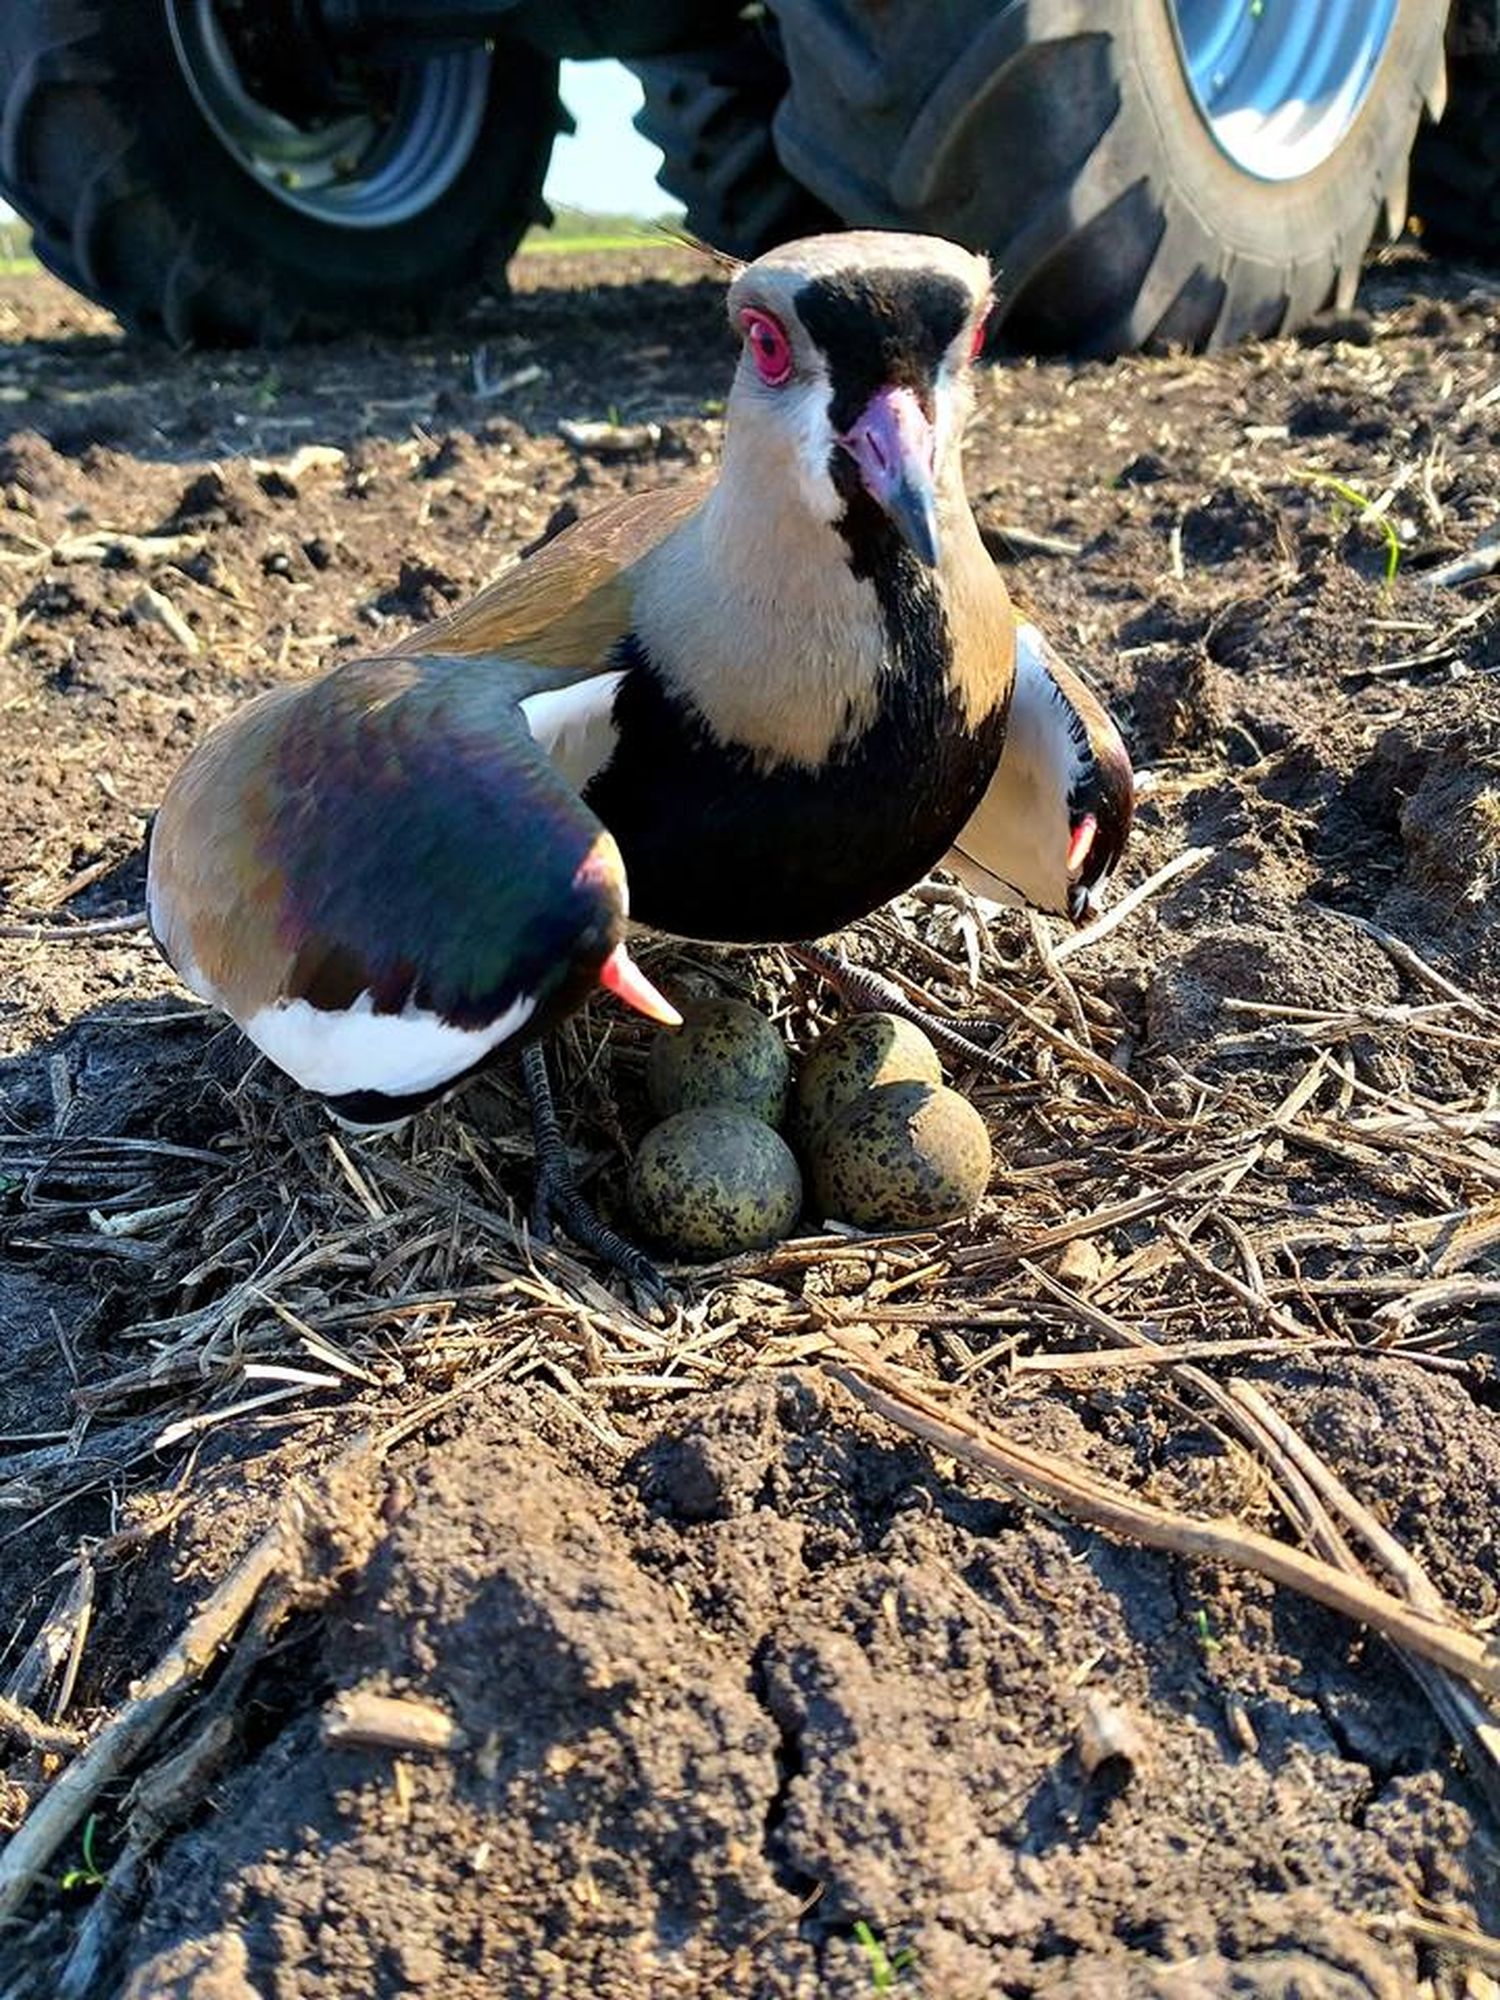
1413,1 -> 1500,257
770,0 -> 1450,355
633,26 -> 831,260
0,0 -> 561,345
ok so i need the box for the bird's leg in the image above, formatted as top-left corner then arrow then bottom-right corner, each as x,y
520,1041 -> 665,1300
787,942 -> 1019,1077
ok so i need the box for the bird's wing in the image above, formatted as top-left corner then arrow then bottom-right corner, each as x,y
946,620 -> 1133,917
398,476 -> 708,670
146,653 -> 626,1105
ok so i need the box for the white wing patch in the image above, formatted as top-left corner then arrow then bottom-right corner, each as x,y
163,676 -> 619,1104
241,989 -> 536,1099
520,672 -> 625,793
946,622 -> 1078,915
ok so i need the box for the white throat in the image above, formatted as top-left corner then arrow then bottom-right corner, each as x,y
627,365 -> 974,770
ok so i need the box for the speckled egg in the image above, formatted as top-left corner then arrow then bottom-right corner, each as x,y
629,1107 -> 802,1258
794,1012 -> 943,1144
646,999 -> 792,1128
810,1081 -> 991,1229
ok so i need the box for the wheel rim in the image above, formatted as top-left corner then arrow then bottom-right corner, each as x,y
1169,0 -> 1400,183
164,0 -> 490,228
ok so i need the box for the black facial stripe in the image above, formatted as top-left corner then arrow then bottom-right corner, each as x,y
794,268 -> 971,432
827,448 -> 943,647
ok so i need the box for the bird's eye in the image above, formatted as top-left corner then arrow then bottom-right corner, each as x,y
968,306 -> 992,363
739,307 -> 793,387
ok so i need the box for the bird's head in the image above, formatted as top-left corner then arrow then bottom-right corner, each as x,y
723,231 -> 994,568
552,830 -> 682,1034
1016,629 -> 1136,924
1059,715 -> 1135,924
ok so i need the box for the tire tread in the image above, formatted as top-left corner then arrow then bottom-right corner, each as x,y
0,0 -> 558,345
1413,3 -> 1500,255
634,33 -> 831,261
772,0 -> 1446,356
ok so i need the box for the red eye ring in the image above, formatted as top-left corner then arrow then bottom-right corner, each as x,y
739,306 -> 793,387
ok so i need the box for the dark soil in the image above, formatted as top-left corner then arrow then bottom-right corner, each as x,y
2,245 -> 1499,1998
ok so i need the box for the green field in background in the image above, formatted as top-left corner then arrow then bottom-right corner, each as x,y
0,209 -> 673,279
520,207 -> 679,256
521,232 -> 651,255
0,218 -> 36,273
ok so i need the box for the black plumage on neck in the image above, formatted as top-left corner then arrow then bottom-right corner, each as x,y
827,447 -> 940,641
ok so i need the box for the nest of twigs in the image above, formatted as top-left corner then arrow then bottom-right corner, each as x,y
7,868 -> 1496,1455
4,859 -> 1500,1923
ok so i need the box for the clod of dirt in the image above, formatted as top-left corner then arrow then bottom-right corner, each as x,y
1268,1364 -> 1500,1622
1295,307 -> 1376,347
1144,908 -> 1398,1054
0,431 -> 70,501
1397,731 -> 1500,914
163,468 -> 254,530
1115,450 -> 1171,486
636,1376 -> 790,1521
1179,487 -> 1285,568
123,1930 -> 258,2000
19,575 -> 87,622
418,433 -> 470,481
372,558 -> 463,623
118,1410 -> 804,1998
1128,642 -> 1228,757
1288,390 -> 1386,442
1075,1691 -> 1147,1778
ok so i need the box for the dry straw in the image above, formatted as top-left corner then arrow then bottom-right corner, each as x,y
4,873 -> 1500,1925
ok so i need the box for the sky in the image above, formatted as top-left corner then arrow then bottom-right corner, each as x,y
547,60 -> 678,217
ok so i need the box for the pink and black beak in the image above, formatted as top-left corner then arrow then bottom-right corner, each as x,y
838,385 -> 941,568
1065,816 -> 1103,924
599,942 -> 682,1028
573,837 -> 682,1028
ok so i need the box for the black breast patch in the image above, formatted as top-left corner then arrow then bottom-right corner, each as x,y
585,574 -> 1009,944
